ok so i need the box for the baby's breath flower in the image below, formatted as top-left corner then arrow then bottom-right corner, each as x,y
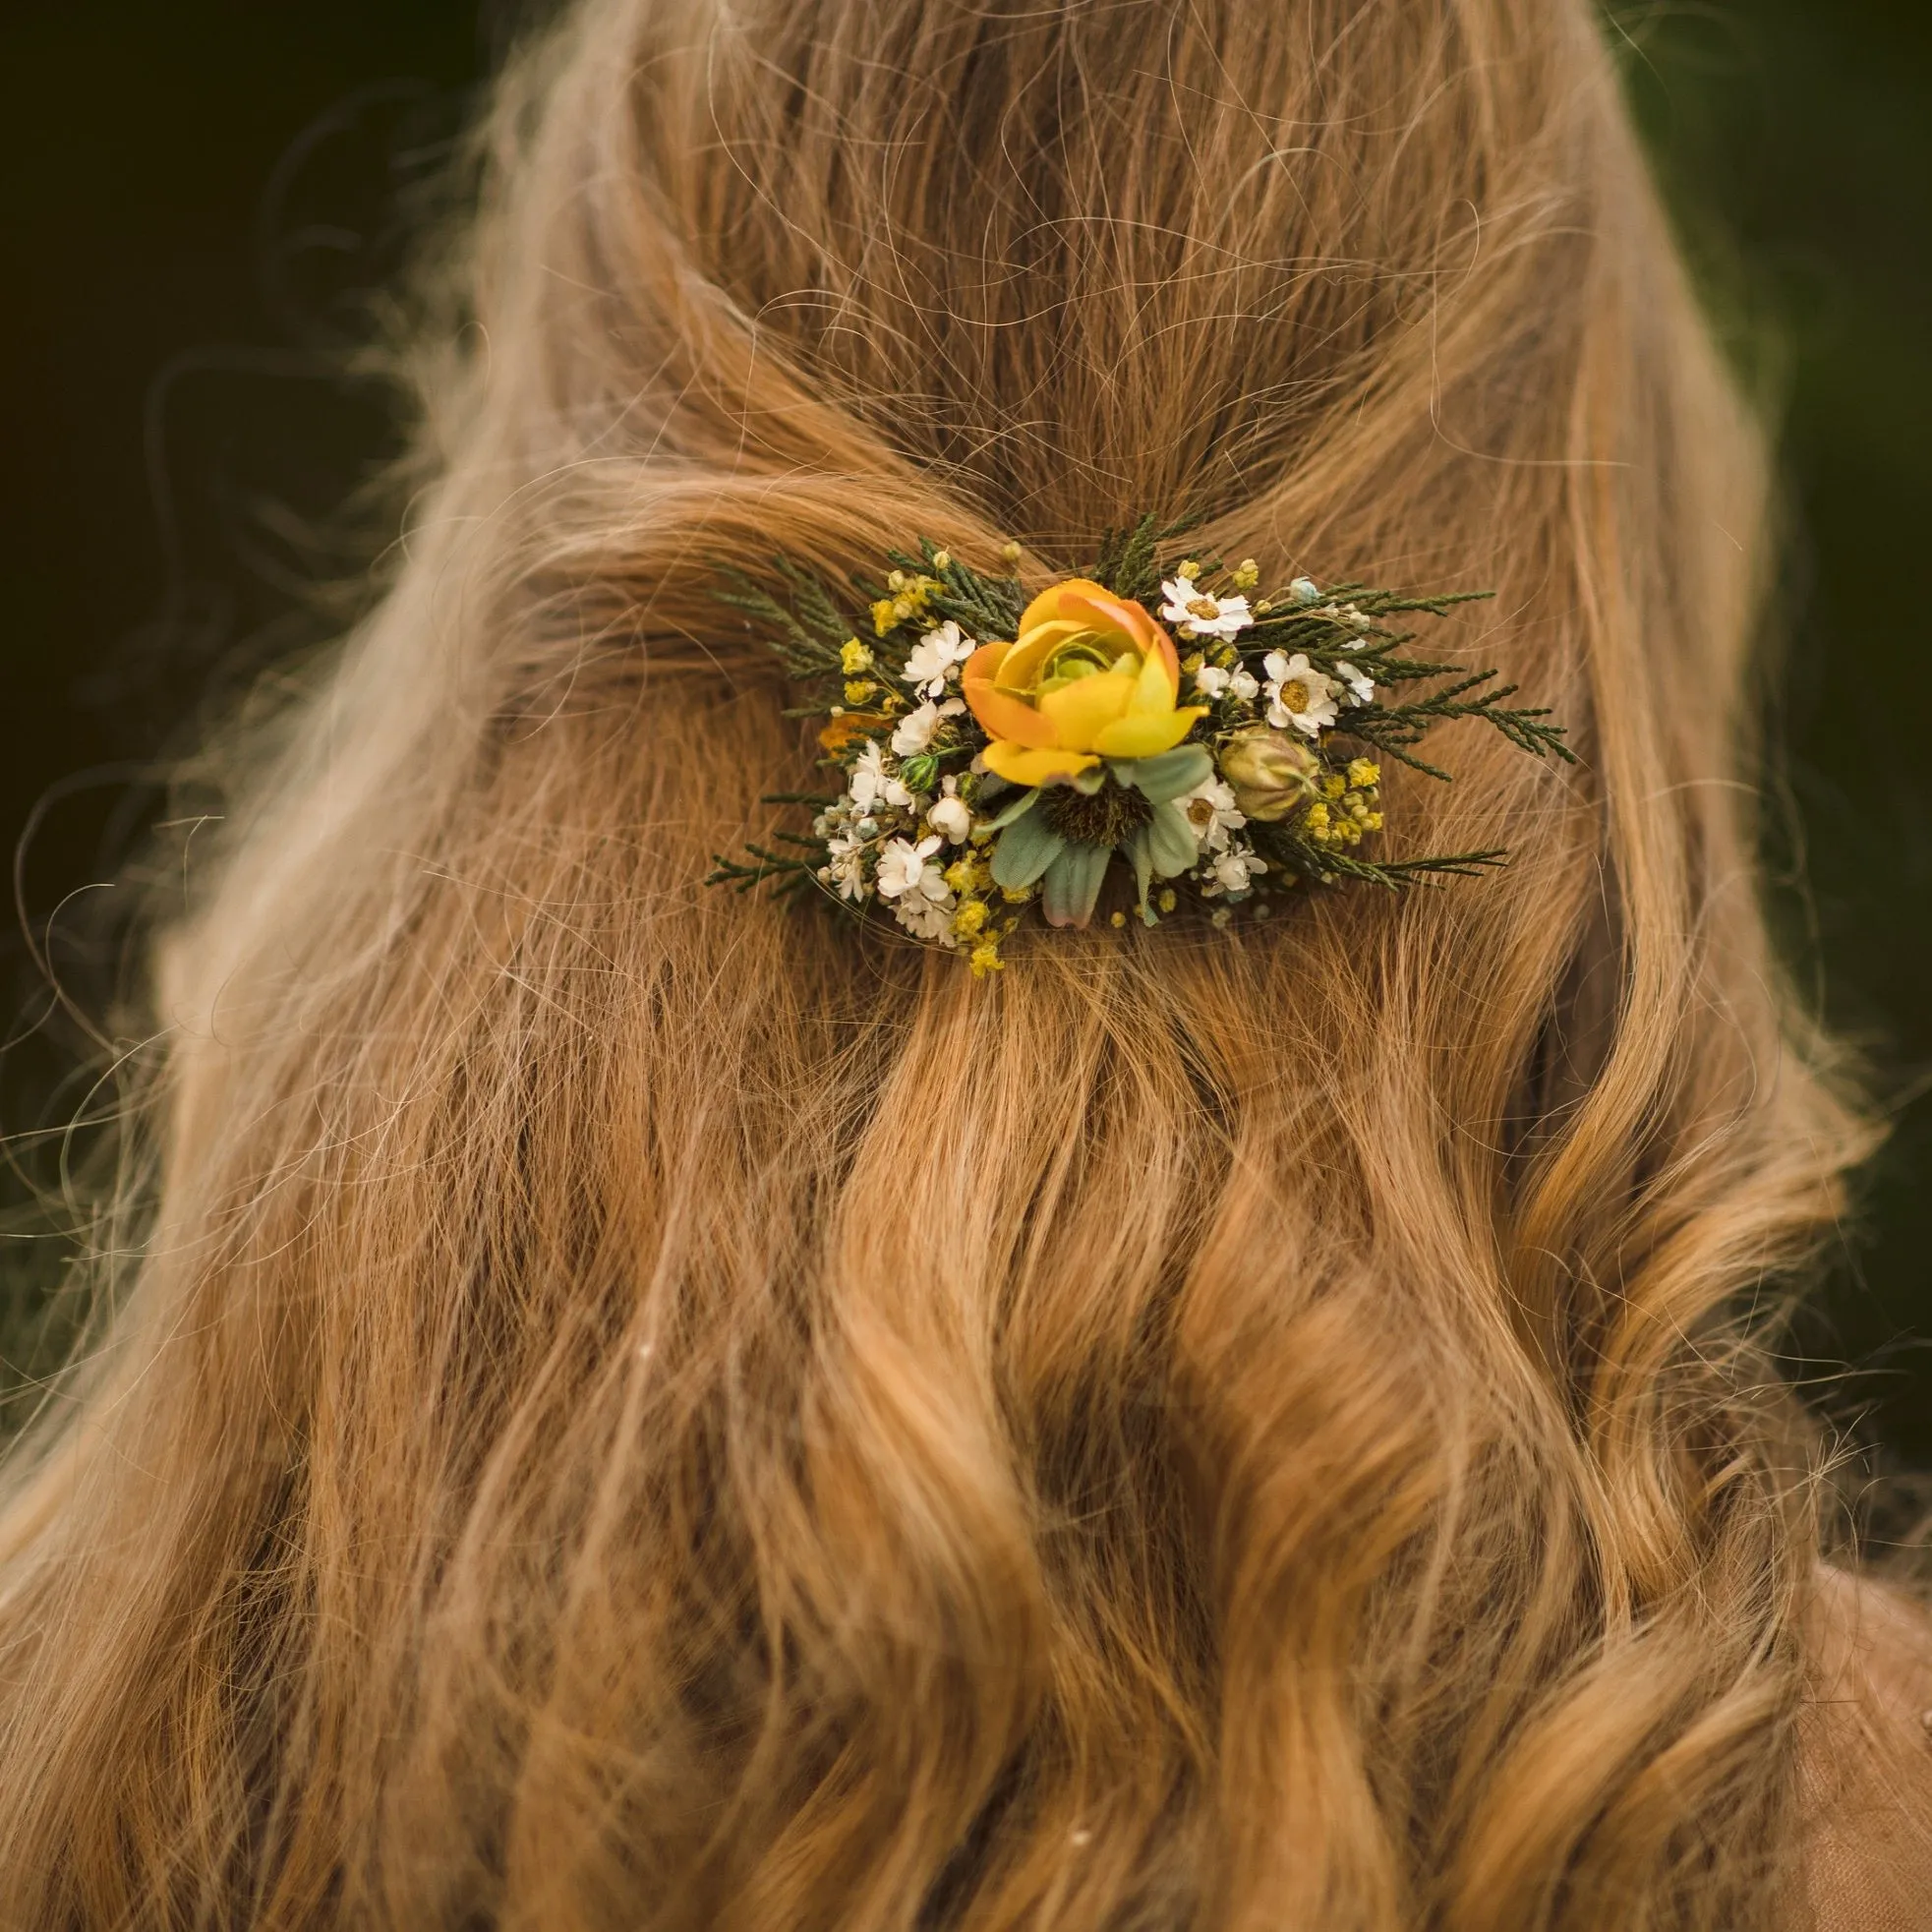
944,853 -> 990,896
968,939 -> 1005,977
1347,757 -> 1381,790
952,899 -> 990,939
845,678 -> 878,704
840,638 -> 874,674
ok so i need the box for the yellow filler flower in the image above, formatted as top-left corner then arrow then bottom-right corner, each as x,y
962,579 -> 1207,788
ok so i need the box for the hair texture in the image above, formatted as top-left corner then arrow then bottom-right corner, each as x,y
0,1 -> 1911,1926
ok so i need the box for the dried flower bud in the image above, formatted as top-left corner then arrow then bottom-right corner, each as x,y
1218,728 -> 1321,821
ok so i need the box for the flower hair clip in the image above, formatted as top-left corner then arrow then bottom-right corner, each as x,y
707,518 -> 1574,974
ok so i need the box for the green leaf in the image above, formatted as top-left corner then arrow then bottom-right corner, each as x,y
1113,744 -> 1213,803
1040,842 -> 1112,927
1145,802 -> 1199,878
1123,825 -> 1156,921
981,788 -> 1043,833
991,806 -> 1066,889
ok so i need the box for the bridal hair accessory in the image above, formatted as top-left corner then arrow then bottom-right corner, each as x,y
707,519 -> 1573,974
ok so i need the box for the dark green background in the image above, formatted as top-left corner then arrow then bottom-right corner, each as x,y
1,5 -> 1927,1461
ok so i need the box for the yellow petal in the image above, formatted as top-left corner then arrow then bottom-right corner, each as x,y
1036,669 -> 1138,751
1092,706 -> 1208,759
982,740 -> 1101,787
998,621 -> 1086,695
1128,646 -> 1177,715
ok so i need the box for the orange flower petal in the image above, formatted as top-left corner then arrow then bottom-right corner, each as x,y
964,640 -> 1060,749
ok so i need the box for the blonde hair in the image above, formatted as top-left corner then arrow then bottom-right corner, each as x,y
0,1 -> 1900,1925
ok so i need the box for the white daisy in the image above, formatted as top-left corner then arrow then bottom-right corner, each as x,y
890,696 -> 966,757
1262,651 -> 1338,737
925,777 -> 972,845
902,619 -> 976,699
848,741 -> 911,814
1159,575 -> 1255,641
1334,660 -> 1375,707
1175,776 -> 1246,854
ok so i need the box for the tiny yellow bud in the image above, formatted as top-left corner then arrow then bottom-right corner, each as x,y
887,569 -> 907,592
931,549 -> 951,571
1157,888 -> 1178,913
1000,540 -> 1023,565
1231,557 -> 1259,589
1178,559 -> 1200,579
845,679 -> 877,704
1109,909 -> 1128,928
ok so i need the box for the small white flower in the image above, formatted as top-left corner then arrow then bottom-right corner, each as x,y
875,834 -> 958,943
823,838 -> 869,903
902,619 -> 976,699
1192,662 -> 1259,703
890,696 -> 966,757
849,741 -> 911,813
1334,660 -> 1375,707
1159,575 -> 1255,641
874,833 -> 948,902
1262,651 -> 1338,737
1211,847 -> 1267,893
1175,776 -> 1246,854
926,776 -> 972,845
891,890 -> 959,944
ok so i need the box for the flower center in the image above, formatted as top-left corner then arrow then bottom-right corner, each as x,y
1041,778 -> 1154,848
1187,597 -> 1221,620
1186,796 -> 1217,830
1281,679 -> 1311,712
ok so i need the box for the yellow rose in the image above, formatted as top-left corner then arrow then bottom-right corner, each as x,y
962,579 -> 1207,788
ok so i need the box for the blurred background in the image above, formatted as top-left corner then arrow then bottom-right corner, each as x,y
0,4 -> 1927,1463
